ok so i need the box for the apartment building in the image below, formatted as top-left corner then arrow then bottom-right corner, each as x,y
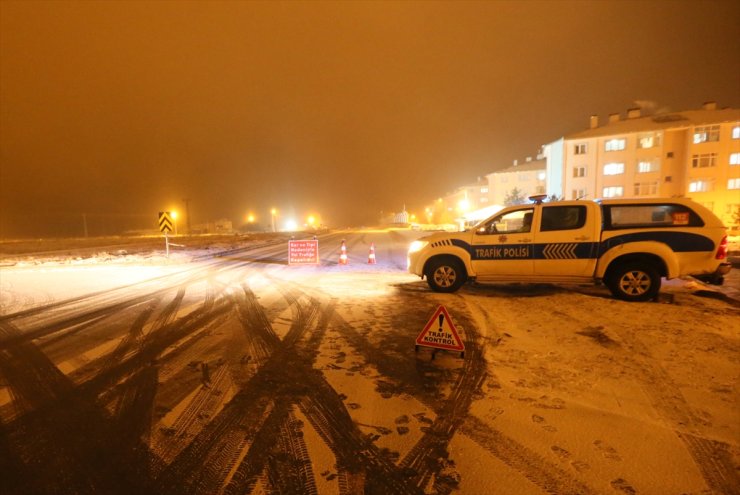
545,102 -> 740,231
484,157 -> 547,205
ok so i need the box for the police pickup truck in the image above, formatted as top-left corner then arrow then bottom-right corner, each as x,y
407,196 -> 732,301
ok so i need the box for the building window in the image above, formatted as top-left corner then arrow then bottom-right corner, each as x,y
603,162 -> 625,175
693,125 -> 720,143
573,166 -> 587,178
634,181 -> 659,196
571,188 -> 587,199
691,153 -> 717,168
603,186 -> 624,198
637,132 -> 661,149
666,151 -> 674,158
518,173 -> 530,181
733,126 -> 740,139
729,178 -> 740,190
574,143 -> 588,155
480,187 -> 489,193
536,185 -> 546,194
637,160 -> 659,173
730,153 -> 740,165
500,176 -> 508,183
605,138 -> 626,151
689,180 -> 713,193
480,197 -> 489,203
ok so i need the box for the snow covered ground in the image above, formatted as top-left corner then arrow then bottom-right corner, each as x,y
1,232 -> 738,494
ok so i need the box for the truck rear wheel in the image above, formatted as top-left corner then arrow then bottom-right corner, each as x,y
607,262 -> 661,302
426,257 -> 467,293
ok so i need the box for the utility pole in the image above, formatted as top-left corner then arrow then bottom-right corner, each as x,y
182,198 -> 191,234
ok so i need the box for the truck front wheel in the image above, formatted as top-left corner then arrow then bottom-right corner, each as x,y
425,257 -> 467,293
607,262 -> 661,302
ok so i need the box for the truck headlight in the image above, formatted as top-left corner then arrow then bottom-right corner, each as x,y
408,240 -> 428,254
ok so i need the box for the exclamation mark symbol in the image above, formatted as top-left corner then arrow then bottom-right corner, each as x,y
439,313 -> 444,332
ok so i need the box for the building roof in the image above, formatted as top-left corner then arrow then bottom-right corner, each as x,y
566,107 -> 740,140
492,158 -> 547,175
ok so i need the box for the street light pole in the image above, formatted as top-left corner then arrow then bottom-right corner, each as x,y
271,208 -> 277,232
183,198 -> 191,235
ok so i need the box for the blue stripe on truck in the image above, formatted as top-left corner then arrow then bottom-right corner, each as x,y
449,232 -> 714,261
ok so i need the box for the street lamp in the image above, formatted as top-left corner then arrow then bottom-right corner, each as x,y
271,208 -> 277,232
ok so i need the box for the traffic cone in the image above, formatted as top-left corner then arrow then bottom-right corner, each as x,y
339,240 -> 348,265
368,242 -> 376,264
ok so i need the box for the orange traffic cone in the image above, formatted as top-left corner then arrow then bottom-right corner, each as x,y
368,242 -> 376,264
339,240 -> 348,265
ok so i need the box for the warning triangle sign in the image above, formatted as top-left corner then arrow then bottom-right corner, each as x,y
416,305 -> 465,351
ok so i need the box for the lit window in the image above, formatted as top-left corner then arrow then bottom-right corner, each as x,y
693,125 -> 720,143
572,188 -> 587,199
480,187 -> 489,193
733,126 -> 740,139
634,181 -> 659,196
691,153 -> 717,168
637,132 -> 661,149
605,138 -> 626,151
730,153 -> 740,165
602,186 -> 623,198
573,166 -> 586,178
689,180 -> 713,193
574,143 -> 588,155
637,160 -> 659,173
603,162 -> 625,175
729,178 -> 740,190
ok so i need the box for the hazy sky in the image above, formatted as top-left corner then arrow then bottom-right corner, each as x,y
1,0 -> 739,236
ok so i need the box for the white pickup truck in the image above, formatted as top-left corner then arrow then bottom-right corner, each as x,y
407,196 -> 731,301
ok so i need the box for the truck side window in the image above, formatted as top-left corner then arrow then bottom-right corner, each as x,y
604,204 -> 705,229
540,206 -> 586,231
479,208 -> 534,234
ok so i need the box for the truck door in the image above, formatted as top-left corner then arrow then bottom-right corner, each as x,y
533,204 -> 598,277
471,207 -> 535,277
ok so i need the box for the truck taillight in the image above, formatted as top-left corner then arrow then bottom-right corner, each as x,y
716,235 -> 728,260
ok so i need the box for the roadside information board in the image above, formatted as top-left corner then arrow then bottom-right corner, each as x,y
288,239 -> 319,265
415,305 -> 465,355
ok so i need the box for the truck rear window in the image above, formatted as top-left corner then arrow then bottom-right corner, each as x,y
603,204 -> 704,229
540,206 -> 587,231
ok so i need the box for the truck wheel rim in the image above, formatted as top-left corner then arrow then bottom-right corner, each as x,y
434,266 -> 456,287
619,270 -> 650,295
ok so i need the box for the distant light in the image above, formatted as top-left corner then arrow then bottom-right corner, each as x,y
285,219 -> 298,231
307,215 -> 316,226
247,214 -> 255,223
458,199 -> 470,212
170,211 -> 178,219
